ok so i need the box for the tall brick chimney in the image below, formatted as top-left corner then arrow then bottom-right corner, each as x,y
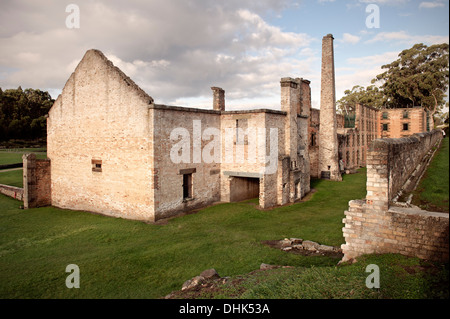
211,87 -> 225,111
318,34 -> 342,181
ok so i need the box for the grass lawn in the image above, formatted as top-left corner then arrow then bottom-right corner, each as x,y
1,166 -> 448,299
412,137 -> 449,212
0,149 -> 47,166
0,169 -> 23,188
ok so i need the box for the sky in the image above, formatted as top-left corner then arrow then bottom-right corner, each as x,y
0,0 -> 449,111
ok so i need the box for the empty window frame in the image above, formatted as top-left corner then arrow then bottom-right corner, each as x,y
403,123 -> 409,131
182,173 -> 193,200
92,159 -> 102,172
403,110 -> 409,119
382,123 -> 389,131
235,119 -> 248,145
310,132 -> 316,147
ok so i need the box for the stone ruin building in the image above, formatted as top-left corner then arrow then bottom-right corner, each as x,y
36,34 -> 431,223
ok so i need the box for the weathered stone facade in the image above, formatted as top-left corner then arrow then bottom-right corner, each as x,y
47,49 -> 312,222
43,36 -> 434,225
23,153 -> 51,209
379,107 -> 428,139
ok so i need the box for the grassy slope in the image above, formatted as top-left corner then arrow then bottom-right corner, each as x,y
0,149 -> 47,166
412,137 -> 449,212
0,169 -> 23,187
0,170 -> 366,299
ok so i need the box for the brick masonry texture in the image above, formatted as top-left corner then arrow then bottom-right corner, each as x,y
318,34 -> 341,181
46,50 -> 312,222
0,184 -> 24,201
22,153 -> 51,209
10,38 -> 444,263
341,130 -> 448,262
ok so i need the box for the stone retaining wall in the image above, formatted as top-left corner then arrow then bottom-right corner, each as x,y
341,130 -> 448,262
0,184 -> 24,201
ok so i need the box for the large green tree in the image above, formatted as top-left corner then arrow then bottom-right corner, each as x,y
0,87 -> 54,141
337,84 -> 385,114
337,43 -> 449,128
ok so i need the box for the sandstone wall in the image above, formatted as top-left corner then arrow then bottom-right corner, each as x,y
342,200 -> 448,262
47,50 -> 155,222
341,130 -> 447,262
0,184 -> 23,201
379,107 -> 427,139
151,105 -> 222,220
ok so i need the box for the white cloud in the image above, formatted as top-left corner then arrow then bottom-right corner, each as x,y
357,0 -> 410,5
365,31 -> 449,45
0,0 -> 314,109
341,33 -> 361,44
346,51 -> 399,66
419,1 -> 446,9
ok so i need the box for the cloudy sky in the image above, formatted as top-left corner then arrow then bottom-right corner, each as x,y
0,0 -> 448,110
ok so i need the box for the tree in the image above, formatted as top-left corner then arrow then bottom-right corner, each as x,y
337,43 -> 449,129
373,43 -> 449,128
337,84 -> 385,114
0,87 -> 54,141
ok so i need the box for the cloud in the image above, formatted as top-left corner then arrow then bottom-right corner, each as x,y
365,31 -> 449,45
341,33 -> 361,44
357,0 -> 410,5
345,51 -> 400,66
0,0 -> 315,109
419,1 -> 446,9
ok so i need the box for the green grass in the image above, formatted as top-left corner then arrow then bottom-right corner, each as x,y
0,170 -> 367,299
412,137 -> 449,212
0,167 -> 447,299
0,149 -> 47,166
0,169 -> 23,187
181,254 -> 448,299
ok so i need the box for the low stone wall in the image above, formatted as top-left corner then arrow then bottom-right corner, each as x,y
341,130 -> 448,262
342,200 -> 448,262
366,130 -> 442,210
23,154 -> 51,209
0,184 -> 24,201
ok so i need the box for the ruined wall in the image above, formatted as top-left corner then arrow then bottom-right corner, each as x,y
342,200 -> 449,262
22,154 -> 51,208
366,130 -> 442,207
47,49 -> 155,222
150,105 -> 222,220
341,130 -> 448,262
0,184 -> 23,201
309,108 -> 320,178
337,104 -> 379,171
219,110 -> 287,209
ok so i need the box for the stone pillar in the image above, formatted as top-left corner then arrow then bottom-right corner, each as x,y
319,34 -> 342,181
23,153 -> 37,209
22,153 -> 51,209
280,78 -> 300,163
211,87 -> 225,111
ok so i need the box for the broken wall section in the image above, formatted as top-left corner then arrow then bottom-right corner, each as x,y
23,153 -> 51,209
341,130 -> 448,262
